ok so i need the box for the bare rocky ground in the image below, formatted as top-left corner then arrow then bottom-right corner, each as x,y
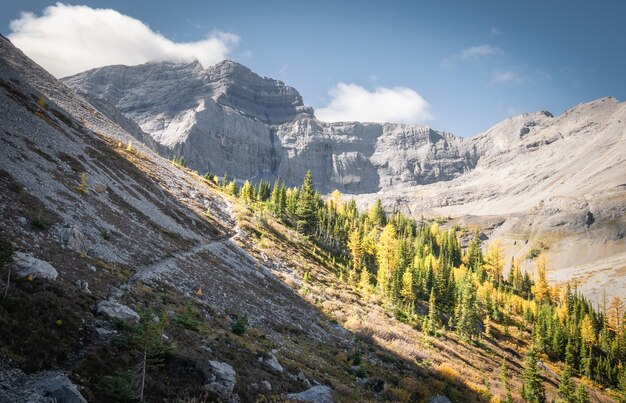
0,36 -> 348,401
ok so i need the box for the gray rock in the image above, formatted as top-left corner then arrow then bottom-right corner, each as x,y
202,360 -> 236,400
0,366 -> 87,403
50,224 -> 89,253
261,380 -> 271,391
286,385 -> 333,403
29,372 -> 88,403
92,182 -> 107,193
296,370 -> 311,387
264,352 -> 283,374
75,279 -> 91,294
96,300 -> 140,321
12,252 -> 58,280
108,286 -> 125,301
16,216 -> 28,226
430,395 -> 452,403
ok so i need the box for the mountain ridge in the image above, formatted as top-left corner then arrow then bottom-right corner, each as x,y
63,59 -> 478,193
62,58 -> 626,305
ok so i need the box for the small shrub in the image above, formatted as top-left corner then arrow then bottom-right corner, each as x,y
526,248 -> 540,260
76,172 -> 89,194
96,371 -> 136,402
173,304 -> 201,331
171,155 -> 186,167
30,215 -> 48,230
231,314 -> 248,335
100,230 -> 111,241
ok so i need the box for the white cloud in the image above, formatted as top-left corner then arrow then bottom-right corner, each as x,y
8,3 -> 239,77
316,83 -> 431,124
442,44 -> 502,66
491,70 -> 524,85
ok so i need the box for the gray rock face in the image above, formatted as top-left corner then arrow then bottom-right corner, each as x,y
12,252 -> 58,280
28,372 -> 88,403
263,351 -> 284,374
430,395 -> 452,403
202,360 -> 236,400
63,61 -> 474,193
96,300 -> 140,321
50,224 -> 89,254
208,60 -> 313,125
286,385 -> 333,403
0,364 -> 87,403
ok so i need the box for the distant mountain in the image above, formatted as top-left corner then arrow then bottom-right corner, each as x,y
63,60 -> 476,193
64,60 -> 626,304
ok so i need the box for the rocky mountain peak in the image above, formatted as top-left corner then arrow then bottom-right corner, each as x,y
206,59 -> 312,124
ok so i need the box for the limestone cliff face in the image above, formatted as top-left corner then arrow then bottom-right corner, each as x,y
63,61 -> 474,192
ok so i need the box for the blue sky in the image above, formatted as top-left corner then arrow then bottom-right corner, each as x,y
2,1 -> 625,136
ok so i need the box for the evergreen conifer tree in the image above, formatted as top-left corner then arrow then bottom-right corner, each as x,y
558,365 -> 575,402
522,346 -> 546,403
426,288 -> 438,335
295,170 -> 316,233
501,358 -> 514,403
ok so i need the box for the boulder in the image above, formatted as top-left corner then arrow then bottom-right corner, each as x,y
430,395 -> 452,403
96,300 -> 140,321
29,373 -> 87,403
286,385 -> 333,403
202,360 -> 236,400
50,224 -> 89,253
12,252 -> 58,280
75,279 -> 91,294
263,352 -> 283,374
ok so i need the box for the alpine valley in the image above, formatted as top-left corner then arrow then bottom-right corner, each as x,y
0,31 -> 625,403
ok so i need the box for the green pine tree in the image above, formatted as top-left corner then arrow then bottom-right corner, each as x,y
455,274 -> 480,340
574,383 -> 589,403
240,180 -> 255,204
501,358 -> 513,403
367,199 -> 386,228
522,346 -> 546,403
558,365 -> 575,402
466,228 -> 483,272
426,288 -> 438,336
295,170 -> 317,233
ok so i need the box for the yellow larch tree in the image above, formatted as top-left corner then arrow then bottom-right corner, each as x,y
484,239 -> 504,284
532,254 -> 550,303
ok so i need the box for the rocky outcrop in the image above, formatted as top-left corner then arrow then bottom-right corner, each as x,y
0,362 -> 87,403
286,385 -> 333,403
262,350 -> 284,374
95,300 -> 140,321
202,360 -> 237,400
430,395 -> 452,403
12,252 -> 58,280
50,224 -> 89,254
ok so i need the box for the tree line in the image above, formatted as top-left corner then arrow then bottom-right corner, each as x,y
207,170 -> 626,401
